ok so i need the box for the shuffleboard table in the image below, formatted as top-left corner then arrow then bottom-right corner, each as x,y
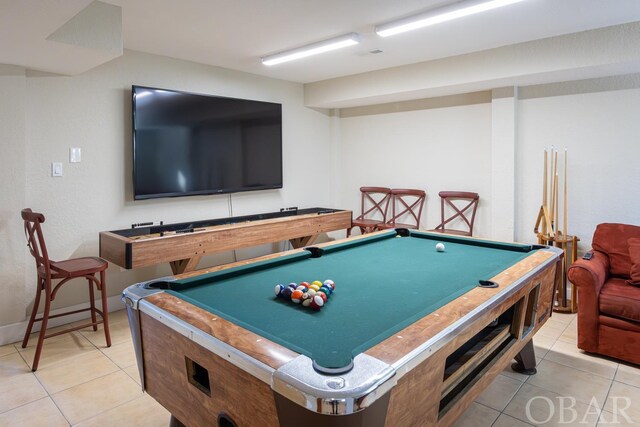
123,229 -> 563,427
100,208 -> 351,274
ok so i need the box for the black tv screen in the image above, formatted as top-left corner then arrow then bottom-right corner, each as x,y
132,85 -> 283,200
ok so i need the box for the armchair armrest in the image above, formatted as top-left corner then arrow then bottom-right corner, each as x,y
568,251 -> 610,296
567,251 -> 610,352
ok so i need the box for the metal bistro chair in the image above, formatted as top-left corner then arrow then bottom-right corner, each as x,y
347,187 -> 392,237
21,208 -> 111,371
377,188 -> 426,231
430,191 -> 479,236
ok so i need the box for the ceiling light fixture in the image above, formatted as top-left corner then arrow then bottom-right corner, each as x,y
262,33 -> 360,66
375,0 -> 526,37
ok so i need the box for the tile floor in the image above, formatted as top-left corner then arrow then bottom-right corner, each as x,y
0,310 -> 638,426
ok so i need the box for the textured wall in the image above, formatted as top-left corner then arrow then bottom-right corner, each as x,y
0,66 -> 27,328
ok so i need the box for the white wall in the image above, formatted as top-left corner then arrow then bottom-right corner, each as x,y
337,101 -> 493,236
0,66 -> 27,327
0,50 -> 332,334
335,78 -> 640,253
516,85 -> 640,250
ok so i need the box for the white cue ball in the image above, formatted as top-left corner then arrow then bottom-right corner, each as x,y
436,243 -> 445,252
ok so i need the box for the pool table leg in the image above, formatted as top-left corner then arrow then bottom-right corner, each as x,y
511,340 -> 537,375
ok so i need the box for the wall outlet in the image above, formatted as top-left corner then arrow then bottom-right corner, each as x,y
52,162 -> 63,177
70,147 -> 81,163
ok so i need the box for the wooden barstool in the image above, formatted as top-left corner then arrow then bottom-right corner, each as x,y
21,208 -> 111,371
429,191 -> 480,236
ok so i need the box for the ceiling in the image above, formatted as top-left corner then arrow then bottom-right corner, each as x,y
2,0 -> 640,84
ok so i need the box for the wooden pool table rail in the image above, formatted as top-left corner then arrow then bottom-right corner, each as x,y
100,208 -> 352,274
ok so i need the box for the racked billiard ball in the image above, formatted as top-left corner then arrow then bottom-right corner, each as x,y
274,284 -> 285,297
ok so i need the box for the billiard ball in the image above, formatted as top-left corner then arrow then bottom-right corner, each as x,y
436,243 -> 445,252
323,280 -> 335,290
316,292 -> 327,303
309,284 -> 320,292
300,281 -> 310,288
274,284 -> 285,297
306,289 -> 317,297
288,282 -> 297,290
281,287 -> 293,299
311,280 -> 323,288
291,289 -> 304,303
310,295 -> 324,310
318,286 -> 331,297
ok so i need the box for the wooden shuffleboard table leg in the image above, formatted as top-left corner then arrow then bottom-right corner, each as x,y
289,234 -> 317,249
169,255 -> 203,275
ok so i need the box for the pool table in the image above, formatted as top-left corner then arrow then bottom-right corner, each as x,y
123,229 -> 563,427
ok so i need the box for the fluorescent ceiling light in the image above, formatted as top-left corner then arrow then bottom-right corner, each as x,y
376,0 -> 526,37
262,33 -> 360,66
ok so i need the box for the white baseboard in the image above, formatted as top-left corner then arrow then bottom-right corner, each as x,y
0,294 -> 126,346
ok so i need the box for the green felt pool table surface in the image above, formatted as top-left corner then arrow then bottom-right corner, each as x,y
163,230 -> 536,370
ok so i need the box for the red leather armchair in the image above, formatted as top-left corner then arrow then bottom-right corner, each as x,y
567,223 -> 640,365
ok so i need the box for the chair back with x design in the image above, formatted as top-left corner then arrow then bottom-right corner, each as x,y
22,209 -> 51,282
347,187 -> 392,237
431,191 -> 480,236
378,188 -> 426,230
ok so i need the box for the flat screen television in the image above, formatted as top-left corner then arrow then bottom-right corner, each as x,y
132,85 -> 283,200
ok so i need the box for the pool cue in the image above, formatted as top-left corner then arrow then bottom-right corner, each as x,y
564,148 -> 568,241
542,148 -> 548,236
553,170 -> 562,239
551,149 -> 558,232
543,148 -> 548,206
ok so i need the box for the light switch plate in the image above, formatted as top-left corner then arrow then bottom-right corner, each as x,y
52,162 -> 63,177
70,147 -> 81,163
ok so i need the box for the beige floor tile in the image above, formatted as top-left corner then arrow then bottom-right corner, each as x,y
492,413 -> 534,427
474,374 -> 523,411
452,402 -> 499,427
614,363 -> 640,388
533,333 -> 556,358
123,364 -> 141,386
75,393 -> 170,427
526,359 -> 612,408
104,309 -> 129,325
0,343 -> 17,357
0,350 -> 30,377
597,411 -> 639,426
20,324 -> 86,350
504,383 -> 601,427
19,332 -> 96,370
51,370 -> 142,425
78,320 -> 132,348
100,340 -> 136,369
549,312 -> 576,325
537,320 -> 566,341
556,318 -> 577,344
0,397 -> 69,426
35,349 -> 120,394
545,340 -> 618,379
0,353 -> 48,413
603,381 -> 640,422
